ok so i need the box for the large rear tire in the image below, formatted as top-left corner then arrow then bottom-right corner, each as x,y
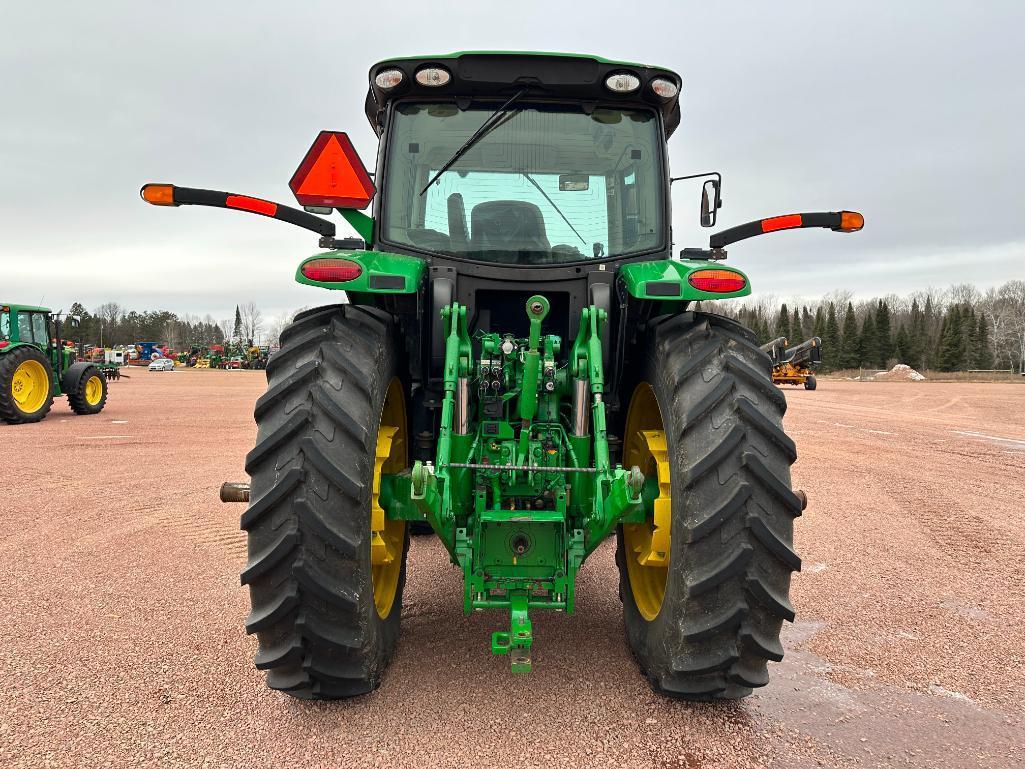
0,346 -> 55,424
617,312 -> 802,700
242,304 -> 410,699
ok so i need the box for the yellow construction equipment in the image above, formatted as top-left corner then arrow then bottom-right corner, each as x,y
761,337 -> 821,390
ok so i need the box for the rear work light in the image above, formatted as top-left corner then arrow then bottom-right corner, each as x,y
605,72 -> 640,93
374,68 -> 404,89
301,258 -> 362,283
650,77 -> 679,99
688,269 -> 747,293
415,66 -> 451,87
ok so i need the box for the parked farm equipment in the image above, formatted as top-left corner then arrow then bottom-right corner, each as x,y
762,336 -> 822,390
142,51 -> 862,700
0,303 -> 108,423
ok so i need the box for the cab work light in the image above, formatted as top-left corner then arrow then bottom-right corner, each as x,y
301,258 -> 362,283
650,77 -> 679,99
415,66 -> 451,87
837,211 -> 865,232
605,72 -> 640,93
374,68 -> 404,89
688,269 -> 747,293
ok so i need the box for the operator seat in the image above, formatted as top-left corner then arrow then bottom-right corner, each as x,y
469,200 -> 551,261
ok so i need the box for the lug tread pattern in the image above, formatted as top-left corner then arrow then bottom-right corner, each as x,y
241,304 -> 407,700
617,313 -> 800,701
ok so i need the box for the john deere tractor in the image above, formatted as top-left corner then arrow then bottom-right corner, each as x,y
0,303 -> 109,424
141,52 -> 862,700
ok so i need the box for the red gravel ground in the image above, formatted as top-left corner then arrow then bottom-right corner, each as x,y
2,371 -> 1023,768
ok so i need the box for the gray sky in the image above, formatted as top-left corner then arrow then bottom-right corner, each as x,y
2,1 -> 1023,332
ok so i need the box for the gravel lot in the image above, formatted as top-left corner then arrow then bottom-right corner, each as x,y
2,370 -> 1023,768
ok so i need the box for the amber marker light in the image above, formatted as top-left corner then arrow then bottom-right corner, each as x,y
140,184 -> 176,206
836,211 -> 865,232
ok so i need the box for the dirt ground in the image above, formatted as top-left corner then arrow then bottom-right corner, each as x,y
2,370 -> 1023,768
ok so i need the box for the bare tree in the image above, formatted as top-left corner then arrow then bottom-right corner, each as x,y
239,301 -> 264,344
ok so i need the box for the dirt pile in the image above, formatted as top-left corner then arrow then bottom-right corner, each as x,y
875,363 -> 927,381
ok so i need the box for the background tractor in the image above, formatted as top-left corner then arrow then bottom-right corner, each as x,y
762,336 -> 822,390
0,303 -> 109,424
142,51 -> 862,701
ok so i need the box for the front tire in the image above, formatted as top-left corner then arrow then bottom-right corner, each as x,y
804,374 -> 817,391
242,304 -> 410,699
617,312 -> 802,700
0,346 -> 54,424
68,366 -> 108,414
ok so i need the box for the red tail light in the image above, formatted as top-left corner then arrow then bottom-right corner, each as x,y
301,258 -> 362,283
688,269 -> 747,293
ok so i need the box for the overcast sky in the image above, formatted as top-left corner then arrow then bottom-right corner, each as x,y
2,2 -> 1023,332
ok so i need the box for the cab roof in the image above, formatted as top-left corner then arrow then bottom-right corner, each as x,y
365,51 -> 682,138
1,303 -> 51,314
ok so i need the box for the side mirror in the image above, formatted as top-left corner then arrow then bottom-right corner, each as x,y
68,316 -> 81,328
700,179 -> 721,228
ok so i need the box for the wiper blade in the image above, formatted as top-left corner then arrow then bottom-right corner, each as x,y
522,172 -> 585,246
419,88 -> 529,196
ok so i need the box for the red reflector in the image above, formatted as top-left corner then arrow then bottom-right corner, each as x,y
761,214 -> 802,233
289,131 -> 377,210
301,258 -> 363,283
226,195 -> 277,217
0,341 -> 8,349
688,269 -> 747,293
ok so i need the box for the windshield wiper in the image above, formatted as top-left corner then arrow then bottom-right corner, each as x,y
419,88 -> 530,196
521,172 -> 586,246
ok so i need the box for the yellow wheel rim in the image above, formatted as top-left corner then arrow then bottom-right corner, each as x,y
11,359 -> 50,414
84,375 -> 103,406
370,377 -> 407,619
622,382 -> 673,621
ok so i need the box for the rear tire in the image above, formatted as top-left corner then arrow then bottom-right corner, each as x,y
617,312 -> 802,700
0,346 -> 54,424
242,304 -> 410,699
67,366 -> 108,415
804,375 -> 817,391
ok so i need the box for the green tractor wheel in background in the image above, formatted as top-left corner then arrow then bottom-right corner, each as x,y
0,345 -> 55,424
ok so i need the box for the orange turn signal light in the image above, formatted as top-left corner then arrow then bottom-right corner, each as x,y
140,184 -> 176,206
837,211 -> 864,232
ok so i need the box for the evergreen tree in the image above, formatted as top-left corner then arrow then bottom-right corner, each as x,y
813,306 -> 825,338
756,314 -> 772,345
963,306 -> 979,368
875,300 -> 893,367
801,306 -> 814,339
838,302 -> 860,369
976,315 -> 995,370
908,299 -> 926,370
894,324 -> 910,362
936,306 -> 964,371
923,296 -> 937,369
821,302 -> 840,370
233,304 -> 242,340
858,313 -> 878,369
791,308 -> 802,343
774,304 -> 791,344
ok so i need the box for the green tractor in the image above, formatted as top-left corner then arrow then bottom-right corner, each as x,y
141,52 -> 862,700
0,303 -> 109,424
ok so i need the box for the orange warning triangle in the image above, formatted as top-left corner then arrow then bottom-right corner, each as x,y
289,131 -> 376,210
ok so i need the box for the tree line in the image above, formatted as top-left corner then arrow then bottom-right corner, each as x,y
61,301 -> 266,351
713,280 -> 1025,373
